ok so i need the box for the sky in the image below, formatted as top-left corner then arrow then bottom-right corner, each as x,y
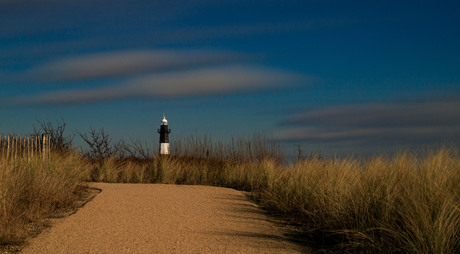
1,0 -> 459,157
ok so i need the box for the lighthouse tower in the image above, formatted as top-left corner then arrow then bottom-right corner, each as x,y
157,114 -> 171,155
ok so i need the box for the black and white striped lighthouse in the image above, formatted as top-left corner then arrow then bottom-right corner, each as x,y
157,113 -> 171,155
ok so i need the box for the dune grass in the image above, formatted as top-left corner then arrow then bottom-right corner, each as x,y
257,150 -> 460,253
86,135 -> 460,253
1,133 -> 459,253
0,153 -> 91,247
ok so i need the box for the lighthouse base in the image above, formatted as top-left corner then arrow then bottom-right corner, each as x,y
160,143 -> 170,155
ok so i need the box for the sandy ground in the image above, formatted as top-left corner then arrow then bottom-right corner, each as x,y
22,183 -> 305,253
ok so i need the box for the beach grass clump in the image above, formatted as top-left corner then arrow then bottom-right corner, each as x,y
256,149 -> 460,253
87,134 -> 459,253
5,130 -> 456,253
171,133 -> 284,164
0,153 -> 91,246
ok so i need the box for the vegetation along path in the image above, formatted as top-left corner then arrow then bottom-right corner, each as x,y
22,183 -> 304,253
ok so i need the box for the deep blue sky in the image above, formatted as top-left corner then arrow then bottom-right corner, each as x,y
1,0 -> 459,156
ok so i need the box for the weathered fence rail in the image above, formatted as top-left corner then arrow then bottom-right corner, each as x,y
0,134 -> 50,160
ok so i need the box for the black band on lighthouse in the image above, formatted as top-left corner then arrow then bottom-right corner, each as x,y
159,125 -> 170,143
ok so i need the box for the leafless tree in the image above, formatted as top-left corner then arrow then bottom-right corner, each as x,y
124,138 -> 154,160
31,118 -> 74,153
78,127 -> 125,160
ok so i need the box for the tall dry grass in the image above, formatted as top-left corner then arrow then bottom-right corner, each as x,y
257,149 -> 460,253
0,153 -> 91,246
2,131 -> 458,253
171,133 -> 284,163
91,135 -> 459,253
88,134 -> 459,252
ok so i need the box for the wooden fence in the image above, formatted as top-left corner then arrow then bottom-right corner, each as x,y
0,134 -> 50,160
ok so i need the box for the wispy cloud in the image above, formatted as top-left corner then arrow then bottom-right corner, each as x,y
285,99 -> 460,128
26,49 -> 246,82
274,97 -> 460,147
164,19 -> 353,42
275,126 -> 458,145
8,65 -> 307,105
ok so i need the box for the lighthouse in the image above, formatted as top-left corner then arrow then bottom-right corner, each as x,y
157,113 -> 171,155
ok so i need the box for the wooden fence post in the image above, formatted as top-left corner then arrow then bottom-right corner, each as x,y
38,135 -> 41,157
0,135 -> 54,160
31,136 -> 33,159
19,137 -> 22,158
42,134 -> 50,160
0,136 -> 3,159
27,136 -> 30,161
34,136 -> 38,158
7,136 -> 10,160
13,136 -> 16,160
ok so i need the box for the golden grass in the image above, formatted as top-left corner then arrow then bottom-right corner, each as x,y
89,137 -> 459,252
1,133 -> 458,253
257,149 -> 460,253
0,153 -> 91,246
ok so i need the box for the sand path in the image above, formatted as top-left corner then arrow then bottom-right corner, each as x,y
22,183 -> 304,253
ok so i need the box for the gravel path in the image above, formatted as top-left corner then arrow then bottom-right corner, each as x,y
22,183 -> 304,253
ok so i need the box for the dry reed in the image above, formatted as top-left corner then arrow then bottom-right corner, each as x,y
0,153 -> 90,246
90,135 -> 459,252
2,132 -> 458,253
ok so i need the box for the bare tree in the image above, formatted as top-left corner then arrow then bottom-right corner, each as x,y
78,127 -> 125,160
124,138 -> 154,160
31,118 -> 74,153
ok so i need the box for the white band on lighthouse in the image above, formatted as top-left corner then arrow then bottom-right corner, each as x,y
160,143 -> 170,155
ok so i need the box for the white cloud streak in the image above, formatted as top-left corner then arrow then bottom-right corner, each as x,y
285,99 -> 460,128
9,65 -> 306,105
275,126 -> 459,143
275,97 -> 460,146
26,49 -> 246,82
